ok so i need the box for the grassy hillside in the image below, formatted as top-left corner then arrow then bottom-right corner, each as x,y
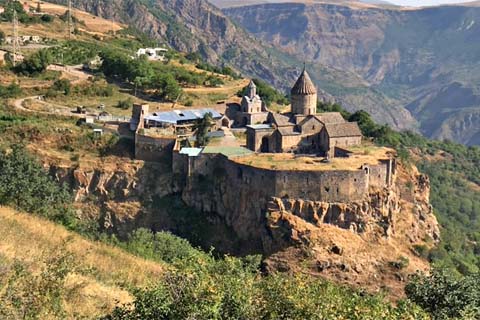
0,206 -> 163,319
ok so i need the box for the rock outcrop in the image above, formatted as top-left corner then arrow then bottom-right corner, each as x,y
45,153 -> 439,298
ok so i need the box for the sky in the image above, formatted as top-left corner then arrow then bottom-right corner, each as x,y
387,0 -> 476,6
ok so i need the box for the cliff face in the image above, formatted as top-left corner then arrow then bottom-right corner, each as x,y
45,152 -> 439,297
178,158 -> 439,297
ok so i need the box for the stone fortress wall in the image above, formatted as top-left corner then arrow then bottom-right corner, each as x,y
132,103 -> 177,162
173,151 -> 396,203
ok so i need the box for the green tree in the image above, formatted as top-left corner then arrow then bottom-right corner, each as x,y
16,49 -> 52,75
0,82 -> 22,98
0,145 -> 76,227
406,269 -> 480,319
238,78 -> 288,106
152,73 -> 182,101
193,113 -> 214,147
0,30 -> 5,44
51,78 -> 72,95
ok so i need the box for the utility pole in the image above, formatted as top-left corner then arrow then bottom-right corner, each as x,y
12,9 -> 19,66
111,15 -> 116,36
67,0 -> 73,39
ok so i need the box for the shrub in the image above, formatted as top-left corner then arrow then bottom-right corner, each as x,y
15,49 -> 52,75
406,269 -> 480,319
0,145 -> 76,228
51,79 -> 72,95
0,83 -> 22,98
117,98 -> 133,110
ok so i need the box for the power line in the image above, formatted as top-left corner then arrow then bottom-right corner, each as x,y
12,9 -> 20,66
68,0 -> 74,39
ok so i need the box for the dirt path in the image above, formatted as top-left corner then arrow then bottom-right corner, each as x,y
14,95 -> 85,118
183,79 -> 249,94
47,64 -> 91,84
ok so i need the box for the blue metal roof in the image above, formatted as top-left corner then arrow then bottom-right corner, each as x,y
145,109 -> 222,125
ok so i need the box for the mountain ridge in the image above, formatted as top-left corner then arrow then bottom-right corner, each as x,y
224,1 -> 480,144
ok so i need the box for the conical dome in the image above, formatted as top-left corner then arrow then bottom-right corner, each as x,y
291,69 -> 317,95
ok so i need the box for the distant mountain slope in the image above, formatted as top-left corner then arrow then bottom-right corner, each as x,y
46,0 -> 296,88
225,2 -> 480,144
46,0 -> 415,130
209,0 -> 396,9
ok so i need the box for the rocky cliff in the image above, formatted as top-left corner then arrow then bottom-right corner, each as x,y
44,152 -> 438,297
178,156 -> 439,296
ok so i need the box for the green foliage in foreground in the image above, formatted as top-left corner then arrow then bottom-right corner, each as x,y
0,145 -> 76,228
102,229 -> 427,320
406,270 -> 480,319
0,250 -> 73,319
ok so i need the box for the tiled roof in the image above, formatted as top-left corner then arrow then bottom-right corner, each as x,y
324,122 -> 362,138
269,112 -> 293,127
315,112 -> 346,125
145,108 -> 222,124
276,127 -> 300,136
291,69 -> 317,95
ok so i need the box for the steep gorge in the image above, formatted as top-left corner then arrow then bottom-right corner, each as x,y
224,2 -> 480,144
44,153 -> 439,297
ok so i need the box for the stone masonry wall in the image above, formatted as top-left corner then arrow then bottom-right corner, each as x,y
135,134 -> 176,162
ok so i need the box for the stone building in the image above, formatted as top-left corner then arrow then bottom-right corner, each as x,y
236,80 -> 269,126
130,103 -> 228,161
246,67 -> 362,157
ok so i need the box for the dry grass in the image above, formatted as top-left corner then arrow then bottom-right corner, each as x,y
24,0 -> 124,34
0,206 -> 164,318
234,144 -> 393,171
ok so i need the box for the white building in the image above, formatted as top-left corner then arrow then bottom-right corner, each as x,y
136,48 -> 168,61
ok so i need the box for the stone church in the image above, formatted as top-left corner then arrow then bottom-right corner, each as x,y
235,80 -> 269,126
245,68 -> 362,157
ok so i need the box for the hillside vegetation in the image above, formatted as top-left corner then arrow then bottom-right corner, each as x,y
1,1 -> 480,318
0,138 -> 430,319
0,206 -> 163,319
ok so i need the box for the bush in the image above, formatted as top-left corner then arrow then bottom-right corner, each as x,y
117,98 -> 133,110
40,14 -> 54,23
406,269 -> 480,319
0,145 -> 76,228
15,49 -> 52,75
51,79 -> 71,95
103,251 -> 429,320
0,83 -> 22,98
0,249 -> 74,319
